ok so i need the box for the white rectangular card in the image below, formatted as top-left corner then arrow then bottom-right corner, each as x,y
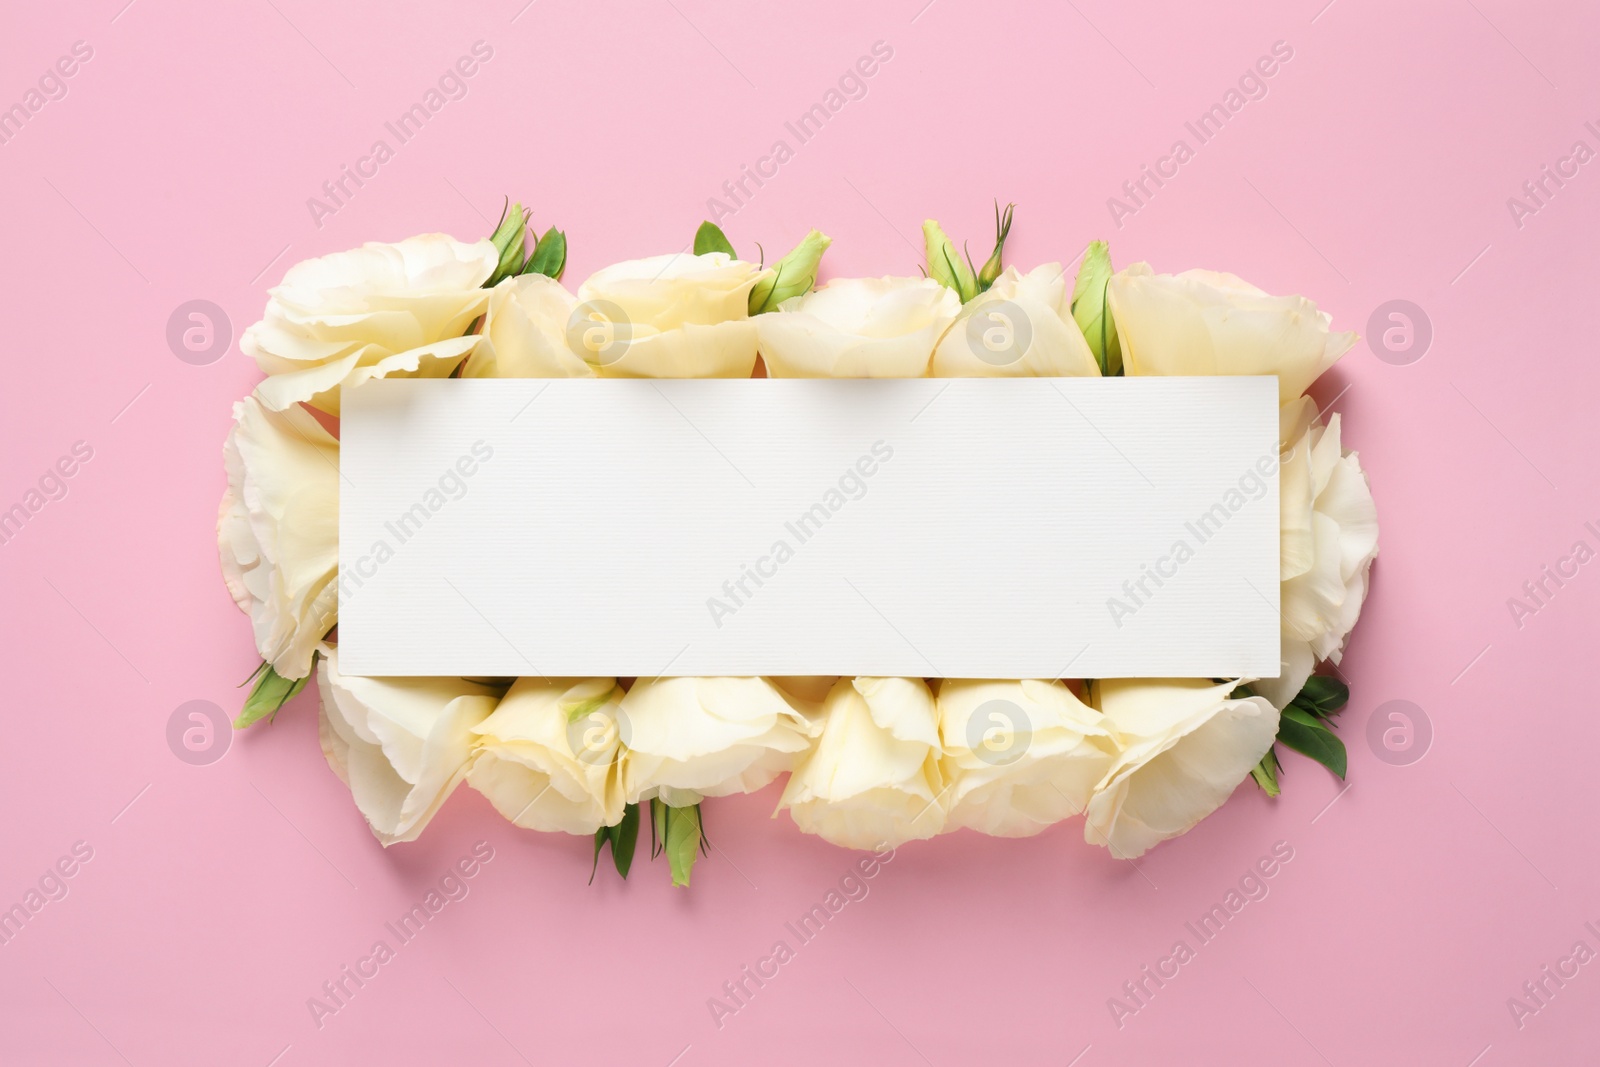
337,377 -> 1280,679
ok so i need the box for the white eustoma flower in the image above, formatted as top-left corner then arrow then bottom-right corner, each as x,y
620,677 -> 820,807
217,395 -> 339,680
937,679 -> 1113,837
317,647 -> 501,846
778,677 -> 946,849
1106,264 -> 1356,403
462,273 -> 594,379
466,677 -> 627,835
243,234 -> 496,414
1085,679 -> 1279,858
758,276 -> 959,377
573,252 -> 771,377
931,265 -> 1101,377
1254,402 -> 1379,707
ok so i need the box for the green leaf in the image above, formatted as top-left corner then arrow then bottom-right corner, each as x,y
976,201 -> 1015,292
1070,241 -> 1122,376
523,226 -> 567,281
1251,746 -> 1282,797
611,803 -> 641,879
748,228 -> 831,315
1292,676 -> 1350,719
922,219 -> 977,303
590,825 -> 608,884
1277,706 -> 1347,779
234,658 -> 313,729
486,200 -> 529,286
662,803 -> 702,888
694,221 -> 737,258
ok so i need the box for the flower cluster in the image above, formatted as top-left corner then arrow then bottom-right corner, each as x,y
217,204 -> 1378,883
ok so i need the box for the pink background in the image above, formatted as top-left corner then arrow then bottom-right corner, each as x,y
1,0 -> 1595,1063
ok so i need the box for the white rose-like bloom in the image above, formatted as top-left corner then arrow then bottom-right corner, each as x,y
931,265 -> 1101,377
462,273 -> 594,379
937,679 -> 1113,837
1085,679 -> 1279,859
778,677 -> 946,849
573,252 -> 771,377
620,677 -> 821,807
466,677 -> 627,835
1254,401 -> 1379,707
217,395 -> 338,680
758,276 -> 959,377
243,234 -> 496,414
1107,264 -> 1357,403
317,647 -> 501,846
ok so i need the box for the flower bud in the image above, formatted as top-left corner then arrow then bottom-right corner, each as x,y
1070,240 -> 1122,375
922,219 -> 978,303
748,228 -> 832,314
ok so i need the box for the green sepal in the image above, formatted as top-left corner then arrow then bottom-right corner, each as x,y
611,803 -> 641,878
486,200 -> 529,286
655,801 -> 703,888
591,803 -> 641,883
1277,706 -> 1348,779
1070,241 -> 1122,376
922,219 -> 978,303
234,656 -> 314,729
694,221 -> 737,258
523,226 -> 567,281
1291,676 -> 1349,719
1251,746 -> 1282,797
748,228 -> 831,315
976,201 -> 1014,292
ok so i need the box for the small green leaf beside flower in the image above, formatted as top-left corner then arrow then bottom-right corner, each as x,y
522,225 -> 567,281
694,220 -> 738,258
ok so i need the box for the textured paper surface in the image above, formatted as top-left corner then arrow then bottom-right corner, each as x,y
338,377 -> 1279,678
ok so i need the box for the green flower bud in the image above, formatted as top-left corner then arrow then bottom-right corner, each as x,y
1070,240 -> 1122,376
748,228 -> 832,315
977,201 -> 1015,292
923,218 -> 978,303
487,200 -> 529,286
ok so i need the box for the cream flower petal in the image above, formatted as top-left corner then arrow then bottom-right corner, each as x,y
932,265 -> 1101,377
778,677 -> 946,849
621,676 -> 819,803
578,252 -> 770,329
1264,413 -> 1379,706
759,276 -> 959,377
317,648 -> 500,846
243,234 -> 495,414
938,679 -> 1113,838
1107,263 -> 1356,403
217,395 -> 339,679
591,320 -> 761,378
1086,679 -> 1278,858
466,677 -> 626,835
463,274 -> 593,379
